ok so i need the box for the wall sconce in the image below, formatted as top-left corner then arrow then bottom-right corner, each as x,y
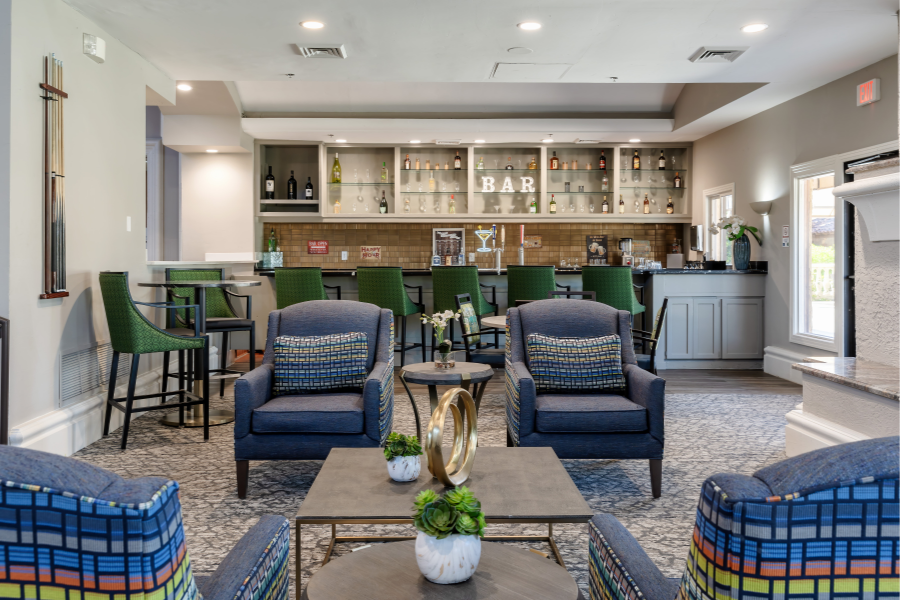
750,200 -> 773,215
83,34 -> 106,63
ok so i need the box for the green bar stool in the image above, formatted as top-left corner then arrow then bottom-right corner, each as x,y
98,271 -> 209,449
581,265 -> 646,319
274,267 -> 342,309
357,266 -> 426,366
432,265 -> 499,351
506,265 -> 571,306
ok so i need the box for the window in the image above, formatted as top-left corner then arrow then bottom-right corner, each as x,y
703,184 -> 734,263
797,173 -> 836,339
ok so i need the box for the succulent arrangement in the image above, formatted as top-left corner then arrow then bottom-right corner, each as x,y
412,487 -> 486,539
383,432 -> 423,461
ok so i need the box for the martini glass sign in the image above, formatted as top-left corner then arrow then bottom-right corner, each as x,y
475,228 -> 493,252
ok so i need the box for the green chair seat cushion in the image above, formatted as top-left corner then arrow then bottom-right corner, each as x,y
357,268 -> 421,316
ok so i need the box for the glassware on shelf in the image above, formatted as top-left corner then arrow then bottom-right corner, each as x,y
365,168 -> 370,182
406,182 -> 410,192
404,198 -> 410,213
569,203 -> 575,212
565,182 -> 571,192
441,182 -> 446,192
560,259 -> 567,268
578,185 -> 585,192
580,203 -> 585,213
494,160 -> 500,169
418,183 -> 423,192
589,203 -> 595,213
602,173 -> 609,191
559,203 -> 566,213
354,168 -> 358,183
434,199 -> 441,213
455,182 -> 460,192
476,156 -> 485,169
573,258 -> 579,269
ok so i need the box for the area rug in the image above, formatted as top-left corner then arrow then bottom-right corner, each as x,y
74,384 -> 800,598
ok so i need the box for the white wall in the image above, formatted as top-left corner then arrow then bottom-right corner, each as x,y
4,0 -> 173,447
691,55 -> 898,375
179,152 -> 255,261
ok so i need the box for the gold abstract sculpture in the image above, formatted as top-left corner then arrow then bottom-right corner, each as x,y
424,387 -> 477,486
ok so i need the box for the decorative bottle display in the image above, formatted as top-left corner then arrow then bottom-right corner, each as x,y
381,161 -> 388,182
643,193 -> 650,214
476,156 -> 484,169
428,171 -> 436,192
404,197 -> 410,213
331,153 -> 342,183
618,194 -> 625,213
549,194 -> 557,214
529,198 -> 537,214
572,158 -> 578,170
425,159 -> 431,170
673,172 -> 682,188
601,172 -> 609,191
305,176 -> 313,199
549,151 -> 559,170
528,156 -> 537,170
454,151 -> 461,170
666,196 -> 674,214
287,170 -> 297,199
448,194 -> 456,214
265,166 -> 275,199
379,191 -> 388,214
404,154 -> 411,169
598,151 -> 606,170
415,157 -> 421,169
268,228 -> 277,252
334,198 -> 341,213
505,156 -> 514,170
658,150 -> 666,170
561,160 -> 568,170
602,196 -> 609,213
632,150 -> 641,170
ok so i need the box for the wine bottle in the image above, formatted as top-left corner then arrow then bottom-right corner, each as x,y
404,154 -> 411,169
633,150 -> 641,170
549,151 -> 559,170
674,172 -> 682,188
448,194 -> 456,214
549,194 -> 557,214
287,170 -> 297,199
658,150 -> 666,170
529,198 -> 537,214
454,151 -> 461,170
381,161 -> 388,182
268,228 -> 277,252
476,156 -> 485,169
305,176 -> 313,199
618,194 -> 625,214
666,196 -> 674,214
598,151 -> 606,170
528,157 -> 537,170
379,191 -> 388,214
265,166 -> 275,199
331,153 -> 342,183
505,156 -> 514,170
428,171 -> 436,193
643,193 -> 650,214
602,196 -> 609,213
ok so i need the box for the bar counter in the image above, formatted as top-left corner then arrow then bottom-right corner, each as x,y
254,268 -> 768,276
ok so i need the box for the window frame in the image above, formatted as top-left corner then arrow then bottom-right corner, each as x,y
702,183 -> 735,262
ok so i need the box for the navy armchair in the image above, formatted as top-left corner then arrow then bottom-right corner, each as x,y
505,299 -> 665,497
235,300 -> 394,498
589,437 -> 900,600
0,445 -> 289,600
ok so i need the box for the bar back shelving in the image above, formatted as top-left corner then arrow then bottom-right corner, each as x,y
256,143 -> 321,216
398,146 -> 468,216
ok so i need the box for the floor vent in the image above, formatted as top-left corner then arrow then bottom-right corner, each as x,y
60,342 -> 131,406
295,44 -> 348,59
688,47 -> 748,63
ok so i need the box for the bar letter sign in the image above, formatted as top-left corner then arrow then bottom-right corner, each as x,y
857,78 -> 880,106
307,240 -> 328,254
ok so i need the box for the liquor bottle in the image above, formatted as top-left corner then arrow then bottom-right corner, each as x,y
666,196 -> 674,214
404,197 -> 410,213
602,196 -> 609,213
632,150 -> 641,170
448,194 -> 456,214
404,154 -> 411,169
334,198 -> 341,213
599,151 -> 606,170
415,157 -> 421,169
381,161 -> 388,182
673,172 -> 682,188
505,156 -> 514,170
305,176 -> 313,199
379,191 -> 388,214
454,151 -> 461,170
331,153 -> 342,183
572,158 -> 578,170
550,151 -> 559,170
428,171 -> 436,192
425,159 -> 431,170
265,166 -> 275,199
549,194 -> 557,214
562,160 -> 569,170
287,170 -> 297,199
476,156 -> 485,169
658,150 -> 666,170
528,156 -> 537,170
268,228 -> 277,252
643,193 -> 650,214
602,172 -> 609,191
529,198 -> 537,214
618,194 -> 625,214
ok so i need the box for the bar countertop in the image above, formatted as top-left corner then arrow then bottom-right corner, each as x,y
254,268 -> 767,277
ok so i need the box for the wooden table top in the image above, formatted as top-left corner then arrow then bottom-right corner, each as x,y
400,362 -> 494,385
302,540 -> 582,599
296,447 -> 592,523
138,280 -> 261,288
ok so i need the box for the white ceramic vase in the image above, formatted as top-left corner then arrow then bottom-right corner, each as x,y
415,531 -> 481,584
386,455 -> 421,482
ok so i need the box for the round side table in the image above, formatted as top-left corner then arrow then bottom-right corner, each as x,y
302,540 -> 583,600
399,362 -> 493,440
481,315 -> 507,330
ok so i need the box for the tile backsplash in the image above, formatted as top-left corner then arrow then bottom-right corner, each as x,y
262,222 -> 685,269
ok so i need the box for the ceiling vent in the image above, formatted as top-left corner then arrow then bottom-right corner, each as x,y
688,47 -> 748,63
295,44 -> 348,59
575,139 -> 602,144
435,139 -> 461,145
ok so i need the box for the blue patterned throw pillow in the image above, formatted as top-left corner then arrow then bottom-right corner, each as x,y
273,332 -> 368,395
526,333 -> 626,392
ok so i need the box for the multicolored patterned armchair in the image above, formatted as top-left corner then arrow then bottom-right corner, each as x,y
589,437 -> 899,600
0,445 -> 289,600
234,300 -> 394,498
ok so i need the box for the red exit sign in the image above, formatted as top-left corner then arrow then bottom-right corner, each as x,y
857,78 -> 880,107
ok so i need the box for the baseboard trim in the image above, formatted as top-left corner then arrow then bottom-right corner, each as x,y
764,346 -> 814,385
657,359 -> 762,370
785,407 -> 870,457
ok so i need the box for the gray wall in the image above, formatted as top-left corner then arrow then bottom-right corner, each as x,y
691,55 -> 898,367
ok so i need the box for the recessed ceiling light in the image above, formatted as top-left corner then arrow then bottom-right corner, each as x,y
176,84 -> 192,91
301,21 -> 324,29
517,21 -> 541,31
206,149 -> 218,153
507,47 -> 533,55
542,134 -> 554,143
474,140 -> 486,144
335,139 -> 347,143
629,139 -> 641,143
741,23 -> 768,33
409,140 -> 421,144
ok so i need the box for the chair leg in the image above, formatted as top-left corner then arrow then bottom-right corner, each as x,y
220,331 -> 229,397
420,319 -> 427,362
161,351 -> 170,394
400,315 -> 407,367
178,350 -> 185,427
249,323 -> 256,371
103,351 -> 119,437
649,459 -> 662,498
120,354 -> 140,450
202,342 -> 210,441
237,460 -> 249,499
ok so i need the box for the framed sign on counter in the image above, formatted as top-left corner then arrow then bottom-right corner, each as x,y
432,228 -> 466,265
586,235 -> 608,265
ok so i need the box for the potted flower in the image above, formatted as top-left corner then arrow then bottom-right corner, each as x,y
709,215 -> 762,271
412,487 -> 486,584
421,310 -> 460,369
383,432 -> 422,482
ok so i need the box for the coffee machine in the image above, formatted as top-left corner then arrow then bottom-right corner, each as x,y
618,237 -> 634,267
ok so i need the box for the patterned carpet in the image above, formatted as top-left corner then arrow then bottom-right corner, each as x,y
74,374 -> 800,598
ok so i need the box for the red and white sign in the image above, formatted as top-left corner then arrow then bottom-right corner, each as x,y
308,240 -> 329,254
857,78 -> 880,107
360,246 -> 381,260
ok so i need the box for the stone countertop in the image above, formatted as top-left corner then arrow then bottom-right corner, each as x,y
792,357 -> 899,401
254,267 -> 767,276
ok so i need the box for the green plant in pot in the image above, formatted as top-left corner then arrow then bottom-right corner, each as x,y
421,310 -> 460,369
384,432 -> 422,482
412,487 -> 486,584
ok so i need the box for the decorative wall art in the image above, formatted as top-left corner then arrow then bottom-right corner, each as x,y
39,53 -> 68,299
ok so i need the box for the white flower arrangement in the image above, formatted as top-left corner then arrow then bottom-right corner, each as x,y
422,310 -> 460,353
709,214 -> 762,245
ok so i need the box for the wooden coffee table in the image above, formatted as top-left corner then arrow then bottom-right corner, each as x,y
399,361 -> 494,439
295,447 -> 592,599
301,540 -> 584,599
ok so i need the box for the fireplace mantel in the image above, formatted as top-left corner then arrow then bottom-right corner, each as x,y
833,157 -> 899,242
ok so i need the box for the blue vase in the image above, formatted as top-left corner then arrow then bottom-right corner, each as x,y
733,234 -> 751,270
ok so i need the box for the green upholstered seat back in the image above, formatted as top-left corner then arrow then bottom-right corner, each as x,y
432,266 -> 493,316
166,268 -> 236,324
581,266 -> 645,315
506,265 -> 556,304
99,271 -> 204,355
357,267 -> 420,316
274,267 -> 327,309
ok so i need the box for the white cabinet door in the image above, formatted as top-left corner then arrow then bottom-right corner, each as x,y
721,298 -> 764,359
665,297 -> 692,359
692,297 -> 721,359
